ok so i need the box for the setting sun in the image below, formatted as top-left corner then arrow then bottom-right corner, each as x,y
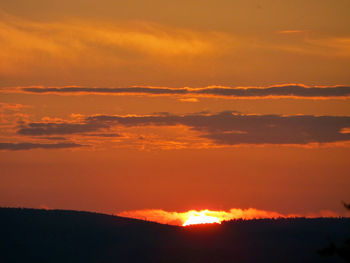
182,210 -> 221,226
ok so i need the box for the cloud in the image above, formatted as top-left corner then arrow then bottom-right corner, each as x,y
178,98 -> 199,102
88,112 -> 350,145
17,120 -> 110,136
195,85 -> 350,98
40,136 -> 67,141
0,15 -> 214,57
117,208 -> 339,226
0,13 -> 228,77
341,128 -> 350,134
16,84 -> 350,99
17,112 -> 350,146
79,133 -> 121,137
20,86 -> 188,95
278,30 -> 305,34
306,37 -> 350,58
0,102 -> 30,128
0,102 -> 27,110
0,142 -> 84,151
1,12 -> 349,88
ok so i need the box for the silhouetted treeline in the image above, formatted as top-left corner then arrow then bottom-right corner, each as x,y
318,202 -> 350,262
0,207 -> 349,263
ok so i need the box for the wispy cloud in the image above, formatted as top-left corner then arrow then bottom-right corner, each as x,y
7,84 -> 350,99
0,102 -> 30,129
16,112 -> 350,147
0,13 -> 229,76
0,102 -> 28,110
278,30 -> 305,34
17,120 -> 110,136
0,142 -> 84,151
178,98 -> 199,102
1,12 -> 349,88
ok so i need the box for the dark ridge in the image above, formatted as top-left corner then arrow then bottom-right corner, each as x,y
1,207 -> 349,263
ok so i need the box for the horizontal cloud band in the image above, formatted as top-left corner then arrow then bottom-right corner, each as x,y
17,112 -> 350,145
19,84 -> 350,98
0,142 -> 84,151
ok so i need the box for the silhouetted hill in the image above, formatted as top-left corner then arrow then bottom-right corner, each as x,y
0,208 -> 349,263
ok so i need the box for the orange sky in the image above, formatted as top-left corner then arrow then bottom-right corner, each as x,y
0,0 -> 350,219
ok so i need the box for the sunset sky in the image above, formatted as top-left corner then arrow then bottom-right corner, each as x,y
1,0 -> 350,224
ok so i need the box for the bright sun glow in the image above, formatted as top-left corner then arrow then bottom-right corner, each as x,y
117,208 -> 298,226
182,210 -> 221,226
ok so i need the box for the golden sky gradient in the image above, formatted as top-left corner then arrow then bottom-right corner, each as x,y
0,0 -> 350,219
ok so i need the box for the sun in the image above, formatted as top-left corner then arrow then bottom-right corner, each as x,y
182,210 -> 221,226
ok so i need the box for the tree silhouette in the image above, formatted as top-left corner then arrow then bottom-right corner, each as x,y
318,202 -> 350,262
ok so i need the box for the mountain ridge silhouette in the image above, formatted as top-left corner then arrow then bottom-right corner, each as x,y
1,207 -> 349,263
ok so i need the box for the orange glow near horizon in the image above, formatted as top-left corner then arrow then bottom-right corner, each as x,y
182,210 -> 221,226
117,208 -> 343,226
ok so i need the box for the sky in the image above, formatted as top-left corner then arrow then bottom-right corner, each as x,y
0,0 -> 350,223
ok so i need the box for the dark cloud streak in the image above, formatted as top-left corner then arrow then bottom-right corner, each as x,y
89,112 -> 350,145
20,85 -> 350,98
22,86 -> 188,95
17,121 -> 109,136
0,142 -> 84,151
17,112 -> 350,146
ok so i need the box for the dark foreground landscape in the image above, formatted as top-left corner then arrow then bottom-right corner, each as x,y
0,208 -> 349,263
